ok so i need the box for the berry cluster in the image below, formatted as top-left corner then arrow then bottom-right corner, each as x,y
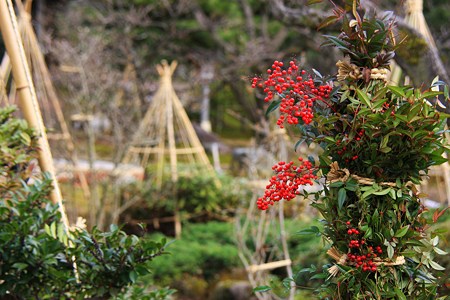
381,102 -> 396,116
347,253 -> 378,272
257,158 -> 317,210
251,60 -> 332,127
345,223 -> 383,272
334,129 -> 366,164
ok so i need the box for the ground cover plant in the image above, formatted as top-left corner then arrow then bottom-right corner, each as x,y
250,1 -> 449,299
131,218 -> 322,299
0,106 -> 170,299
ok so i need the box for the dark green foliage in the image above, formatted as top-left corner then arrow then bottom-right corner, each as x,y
308,14 -> 449,300
323,15 -> 396,69
0,106 -> 39,192
144,174 -> 245,216
147,222 -> 239,284
0,107 -> 169,299
146,219 -> 324,289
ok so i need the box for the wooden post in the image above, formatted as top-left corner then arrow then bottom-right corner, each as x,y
0,0 -> 69,229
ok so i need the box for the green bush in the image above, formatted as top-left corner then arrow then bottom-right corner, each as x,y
0,107 -> 170,299
144,174 -> 245,216
148,222 -> 240,284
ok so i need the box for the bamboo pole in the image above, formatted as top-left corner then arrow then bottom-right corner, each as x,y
247,259 -> 292,273
0,0 -> 69,230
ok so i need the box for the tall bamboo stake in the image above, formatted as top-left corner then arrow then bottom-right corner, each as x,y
0,0 -> 70,230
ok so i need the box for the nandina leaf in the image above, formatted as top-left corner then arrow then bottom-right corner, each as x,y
318,16 -> 340,31
387,244 -> 394,259
394,288 -> 407,300
297,226 -> 321,236
265,100 -> 281,117
373,188 -> 391,196
432,207 -> 449,223
429,260 -> 446,271
387,85 -> 407,98
380,135 -> 389,149
379,146 -> 391,153
310,273 -> 328,279
394,225 -> 409,238
407,103 -> 422,122
363,227 -> 373,239
294,137 -> 306,151
429,154 -> 448,165
338,188 -> 347,209
329,181 -> 344,188
355,88 -> 372,108
361,187 -> 376,200
421,91 -> 442,99
312,68 -> 323,79
433,247 -> 448,255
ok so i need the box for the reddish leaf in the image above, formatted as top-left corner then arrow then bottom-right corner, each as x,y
433,207 -> 449,223
317,15 -> 340,31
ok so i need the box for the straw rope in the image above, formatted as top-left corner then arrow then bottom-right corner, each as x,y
327,247 -> 405,276
327,161 -> 399,187
336,60 -> 388,82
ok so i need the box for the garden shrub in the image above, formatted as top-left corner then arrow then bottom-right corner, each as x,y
145,218 -> 324,298
145,174 -> 244,215
0,106 -> 170,299
147,222 -> 240,284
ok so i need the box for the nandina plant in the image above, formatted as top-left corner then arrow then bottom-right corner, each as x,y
251,3 -> 449,300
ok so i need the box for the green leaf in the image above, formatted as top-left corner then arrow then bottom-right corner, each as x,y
361,187 -> 376,200
12,262 -> 28,270
329,181 -> 344,188
407,103 -> 422,121
433,247 -> 448,255
373,188 -> 391,195
19,132 -> 31,146
297,226 -> 321,236
356,88 -> 372,108
310,273 -> 328,279
44,224 -> 51,236
253,286 -> 272,293
429,260 -> 445,270
380,135 -> 389,148
265,100 -> 281,117
394,287 -> 407,300
338,188 -> 347,209
379,146 -> 392,153
420,91 -> 442,99
50,222 -> 57,238
387,244 -> 394,259
387,85 -> 406,97
129,270 -> 138,283
394,226 -> 409,238
363,227 -> 373,239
